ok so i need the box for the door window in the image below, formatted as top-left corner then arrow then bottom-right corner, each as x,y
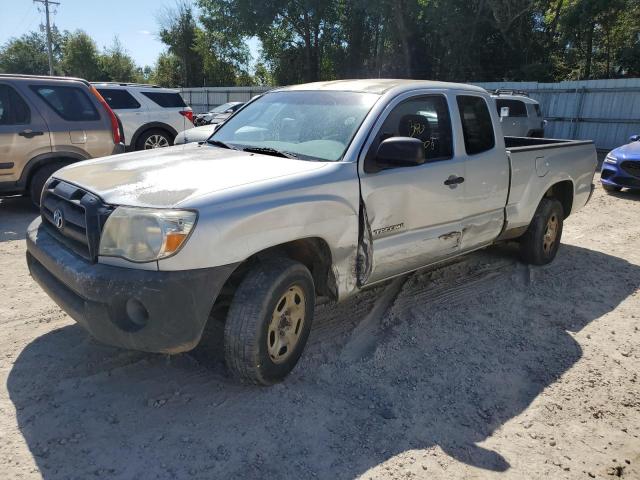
370,95 -> 453,167
0,84 -> 31,125
30,85 -> 99,121
457,95 -> 495,155
97,88 -> 141,109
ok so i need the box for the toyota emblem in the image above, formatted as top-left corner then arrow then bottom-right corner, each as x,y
53,209 -> 64,230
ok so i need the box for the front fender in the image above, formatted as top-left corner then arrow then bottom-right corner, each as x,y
159,162 -> 362,298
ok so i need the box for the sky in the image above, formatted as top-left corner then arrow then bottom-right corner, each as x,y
0,0 -> 260,69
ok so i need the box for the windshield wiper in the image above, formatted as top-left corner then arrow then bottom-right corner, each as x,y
242,146 -> 297,159
207,139 -> 238,150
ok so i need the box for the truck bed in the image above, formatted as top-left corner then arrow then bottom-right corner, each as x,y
503,136 -> 597,233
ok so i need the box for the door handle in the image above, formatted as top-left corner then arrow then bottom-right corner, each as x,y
444,175 -> 465,186
18,129 -> 44,138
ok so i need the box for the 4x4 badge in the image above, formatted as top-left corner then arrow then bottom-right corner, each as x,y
53,209 -> 64,230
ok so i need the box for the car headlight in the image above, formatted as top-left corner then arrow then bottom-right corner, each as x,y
99,207 -> 197,262
604,153 -> 618,164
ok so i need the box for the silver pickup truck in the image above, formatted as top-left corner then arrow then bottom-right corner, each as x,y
26,80 -> 597,384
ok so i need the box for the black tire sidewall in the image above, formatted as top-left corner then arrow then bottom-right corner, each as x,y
29,163 -> 64,206
522,198 -> 564,265
255,269 -> 315,383
224,260 -> 315,385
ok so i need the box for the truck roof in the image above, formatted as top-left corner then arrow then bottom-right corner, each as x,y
277,79 -> 488,95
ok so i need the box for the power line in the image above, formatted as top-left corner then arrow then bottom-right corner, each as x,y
33,0 -> 60,75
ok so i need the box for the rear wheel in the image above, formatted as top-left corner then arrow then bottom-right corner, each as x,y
602,184 -> 622,193
519,198 -> 564,266
136,129 -> 173,150
224,258 -> 315,385
29,162 -> 66,207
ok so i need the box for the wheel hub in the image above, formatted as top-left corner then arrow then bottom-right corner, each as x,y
267,285 -> 305,364
543,214 -> 559,253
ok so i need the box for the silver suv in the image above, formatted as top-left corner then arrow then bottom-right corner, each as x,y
92,83 -> 193,150
0,74 -> 124,204
491,89 -> 546,137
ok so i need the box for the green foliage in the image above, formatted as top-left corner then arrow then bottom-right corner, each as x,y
0,31 -> 56,75
1,1 -> 638,85
61,30 -> 101,80
99,37 -> 139,82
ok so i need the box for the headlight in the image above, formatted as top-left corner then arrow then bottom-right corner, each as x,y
604,153 -> 618,164
99,207 -> 197,262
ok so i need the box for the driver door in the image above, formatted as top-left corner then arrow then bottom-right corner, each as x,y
359,93 -> 467,284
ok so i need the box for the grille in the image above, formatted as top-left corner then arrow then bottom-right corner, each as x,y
40,179 -> 112,262
621,161 -> 640,179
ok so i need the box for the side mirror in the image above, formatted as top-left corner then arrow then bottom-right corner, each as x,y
376,137 -> 425,168
629,135 -> 640,143
500,107 -> 510,122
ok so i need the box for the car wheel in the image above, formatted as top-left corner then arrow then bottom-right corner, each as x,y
602,184 -> 622,193
29,162 -> 66,207
137,129 -> 173,150
224,258 -> 315,385
519,197 -> 564,266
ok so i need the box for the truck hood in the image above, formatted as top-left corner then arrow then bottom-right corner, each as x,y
612,140 -> 640,160
54,143 -> 329,208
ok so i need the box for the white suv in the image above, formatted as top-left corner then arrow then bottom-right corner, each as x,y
491,89 -> 546,138
93,83 -> 193,150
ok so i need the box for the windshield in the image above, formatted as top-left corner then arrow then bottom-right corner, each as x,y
210,91 -> 379,161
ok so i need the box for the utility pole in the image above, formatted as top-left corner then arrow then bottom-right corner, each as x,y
34,0 -> 60,76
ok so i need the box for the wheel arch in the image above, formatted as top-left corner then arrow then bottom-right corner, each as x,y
543,180 -> 574,219
130,122 -> 178,149
19,151 -> 88,190
208,237 -> 337,326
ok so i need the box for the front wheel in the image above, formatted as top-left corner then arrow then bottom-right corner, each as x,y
519,198 -> 564,265
224,258 -> 315,385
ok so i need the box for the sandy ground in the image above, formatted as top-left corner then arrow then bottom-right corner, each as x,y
0,177 -> 639,480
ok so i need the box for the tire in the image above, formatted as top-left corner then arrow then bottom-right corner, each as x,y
602,184 -> 622,193
224,258 -> 315,385
29,162 -> 66,207
519,197 -> 564,266
136,129 -> 173,150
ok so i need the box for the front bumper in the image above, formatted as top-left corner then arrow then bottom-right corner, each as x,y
26,217 -> 237,353
601,161 -> 640,189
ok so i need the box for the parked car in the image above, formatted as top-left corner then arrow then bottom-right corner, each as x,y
491,89 -> 546,137
601,134 -> 640,192
174,124 -> 217,145
0,74 -> 124,205
26,79 -> 597,385
194,102 -> 244,126
92,83 -> 193,150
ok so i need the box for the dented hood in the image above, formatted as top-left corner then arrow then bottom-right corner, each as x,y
53,143 -> 328,208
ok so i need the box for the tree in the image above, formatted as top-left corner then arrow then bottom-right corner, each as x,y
153,52 -> 183,87
0,31 -> 54,75
99,37 -> 138,82
158,1 -> 204,86
61,30 -> 101,80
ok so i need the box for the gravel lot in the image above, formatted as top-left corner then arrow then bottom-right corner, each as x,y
1,177 -> 639,479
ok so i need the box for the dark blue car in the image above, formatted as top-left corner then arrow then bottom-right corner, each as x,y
601,135 -> 640,192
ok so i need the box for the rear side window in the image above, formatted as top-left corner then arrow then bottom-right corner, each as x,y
30,85 -> 99,121
97,89 -> 140,109
0,84 -> 31,125
457,96 -> 495,155
141,91 -> 186,108
495,99 -> 527,117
